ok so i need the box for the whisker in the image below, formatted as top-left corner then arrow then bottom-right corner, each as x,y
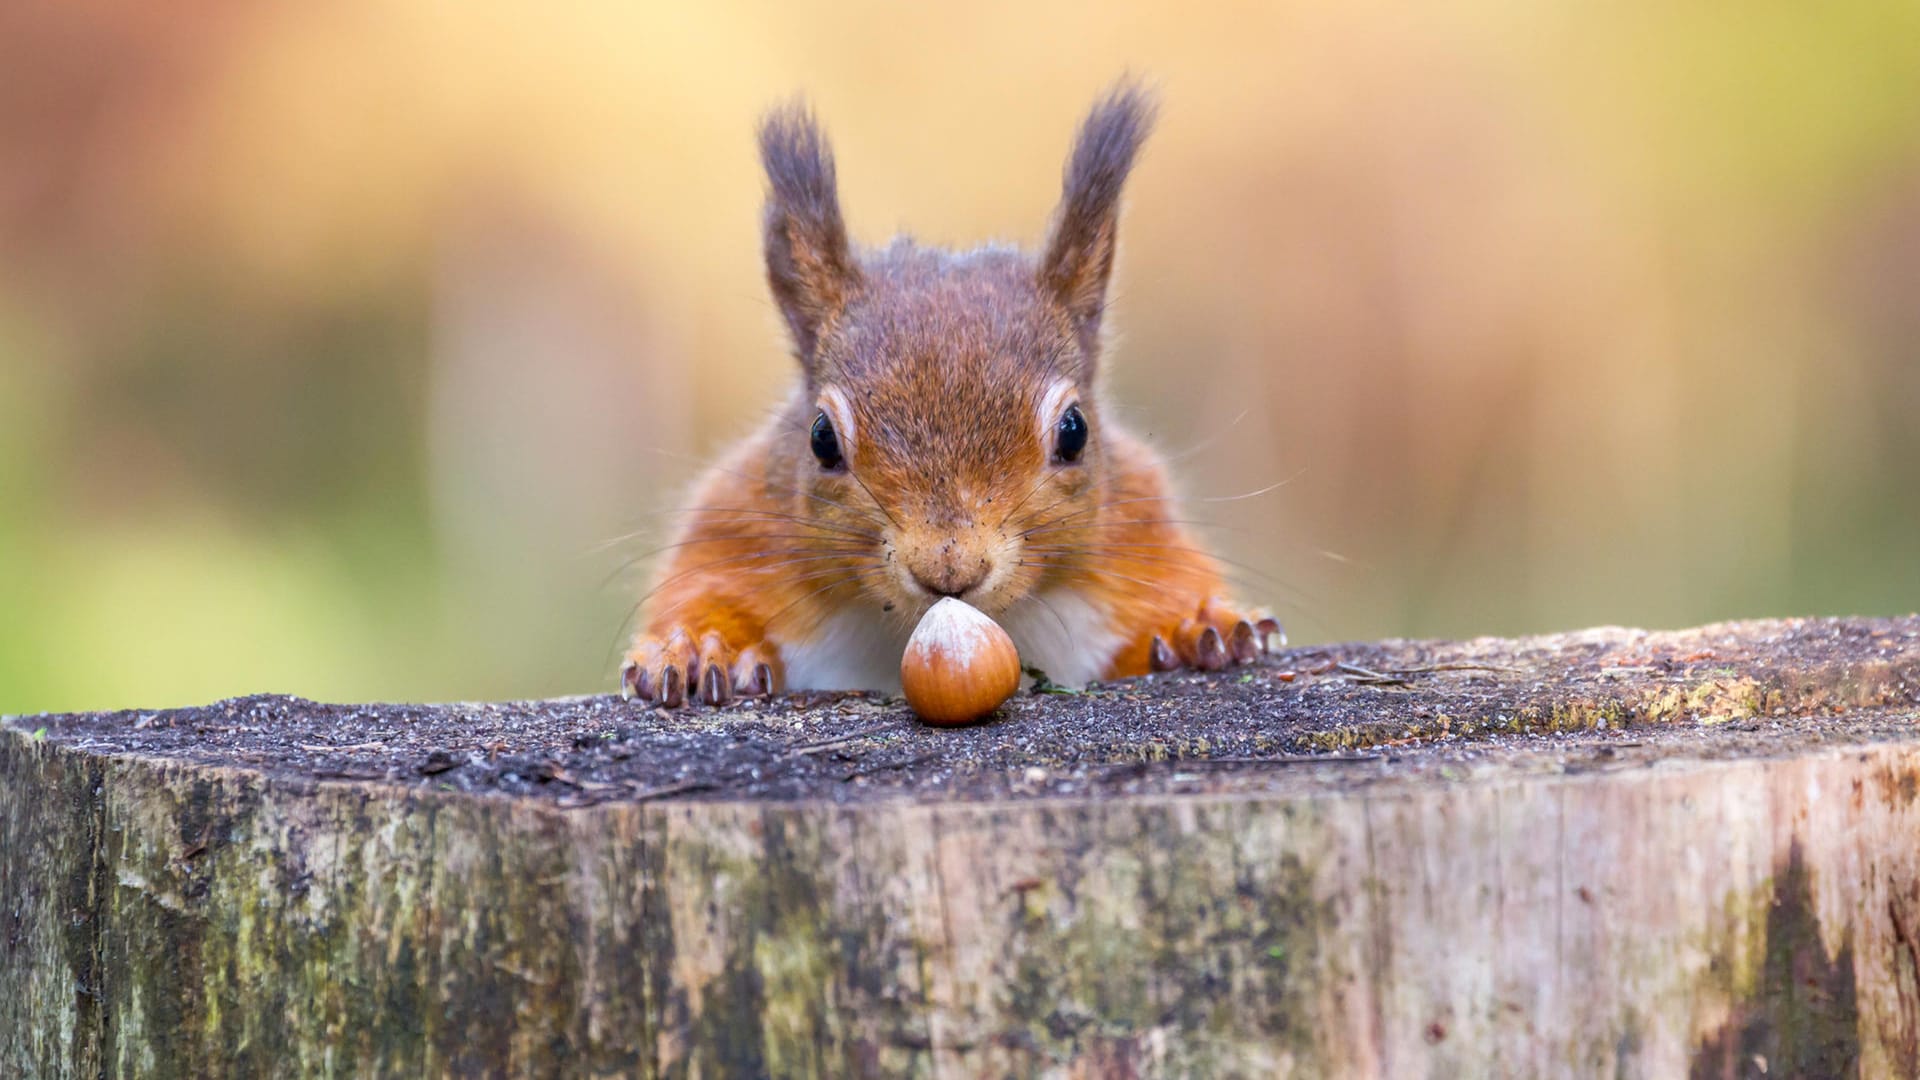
1014,472 -> 1304,535
1023,556 -> 1289,611
993,466 -> 1060,532
1016,558 -> 1168,595
759,400 -> 807,431
598,535 -> 873,591
1019,517 -> 1223,540
1005,465 -> 1285,537
1159,407 -> 1250,466
606,533 -> 871,564
617,548 -> 881,613
845,468 -> 905,533
671,507 -> 882,542
1022,519 -> 1353,591
604,602 -> 649,677
1020,588 -> 1074,641
780,569 -> 900,640
1023,545 -> 1251,587
592,510 -> 877,555
1021,545 -> 1317,606
1012,487 -> 1090,533
1024,539 -> 1277,578
633,562 -> 888,644
1194,469 -> 1307,503
638,446 -> 888,527
758,567 -> 892,636
1014,493 -> 1174,534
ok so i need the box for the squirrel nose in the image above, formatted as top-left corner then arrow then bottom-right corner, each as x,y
907,543 -> 989,598
911,564 -> 987,599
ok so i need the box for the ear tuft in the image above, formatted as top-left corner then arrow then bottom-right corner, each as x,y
759,101 -> 861,369
1039,81 -> 1158,357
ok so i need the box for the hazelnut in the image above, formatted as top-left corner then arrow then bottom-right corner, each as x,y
901,598 -> 1021,725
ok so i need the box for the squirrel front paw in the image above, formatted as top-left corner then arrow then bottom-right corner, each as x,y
620,628 -> 781,707
1145,597 -> 1284,673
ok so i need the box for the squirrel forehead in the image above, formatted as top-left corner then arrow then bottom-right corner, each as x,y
809,244 -> 1086,472
820,245 -> 1077,388
833,353 -> 1053,469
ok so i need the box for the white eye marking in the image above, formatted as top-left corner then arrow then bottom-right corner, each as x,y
817,385 -> 857,457
1036,378 -> 1078,448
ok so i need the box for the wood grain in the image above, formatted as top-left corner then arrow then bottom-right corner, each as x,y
4,617 -> 1919,1077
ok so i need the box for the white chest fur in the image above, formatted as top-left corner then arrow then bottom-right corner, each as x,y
994,587 -> 1125,689
778,608 -> 915,693
776,587 -> 1123,693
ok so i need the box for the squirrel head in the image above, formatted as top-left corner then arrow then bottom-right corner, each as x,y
756,84 -> 1157,620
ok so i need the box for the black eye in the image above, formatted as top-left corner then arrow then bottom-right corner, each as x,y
1054,403 -> 1088,463
810,412 -> 844,470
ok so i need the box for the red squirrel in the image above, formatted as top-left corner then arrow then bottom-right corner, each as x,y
622,84 -> 1280,707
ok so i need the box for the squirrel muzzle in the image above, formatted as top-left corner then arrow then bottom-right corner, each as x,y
894,520 -> 1001,604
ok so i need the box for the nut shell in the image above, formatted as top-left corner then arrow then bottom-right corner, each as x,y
900,598 -> 1021,725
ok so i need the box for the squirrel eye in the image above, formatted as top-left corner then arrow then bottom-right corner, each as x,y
810,412 -> 844,470
1054,403 -> 1089,463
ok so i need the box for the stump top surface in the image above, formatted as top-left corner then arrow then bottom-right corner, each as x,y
9,616 -> 1918,806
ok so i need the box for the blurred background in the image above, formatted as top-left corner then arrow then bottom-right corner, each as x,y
3,1 -> 1918,713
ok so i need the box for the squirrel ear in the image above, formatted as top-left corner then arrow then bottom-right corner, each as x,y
759,102 -> 861,370
1039,82 -> 1158,359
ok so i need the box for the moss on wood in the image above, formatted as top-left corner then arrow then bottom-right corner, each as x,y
3,616 -> 1919,1075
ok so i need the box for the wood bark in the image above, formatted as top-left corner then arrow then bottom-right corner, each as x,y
4,616 -> 1920,1077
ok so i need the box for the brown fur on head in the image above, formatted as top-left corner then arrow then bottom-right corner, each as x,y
757,84 -> 1157,621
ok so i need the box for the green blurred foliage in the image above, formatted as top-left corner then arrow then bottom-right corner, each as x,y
1,0 -> 1917,713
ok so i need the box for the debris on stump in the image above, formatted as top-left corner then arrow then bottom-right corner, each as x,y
3,616 -> 1917,1077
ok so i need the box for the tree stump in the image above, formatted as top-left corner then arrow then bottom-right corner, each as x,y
4,616 -> 1919,1077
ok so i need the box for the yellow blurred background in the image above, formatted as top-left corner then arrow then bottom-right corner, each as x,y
3,1 -> 1917,713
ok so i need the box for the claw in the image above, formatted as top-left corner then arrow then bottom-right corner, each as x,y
664,629 -> 698,688
1256,616 -> 1285,649
700,663 -> 730,706
733,645 -> 776,697
632,627 -> 773,706
1195,626 -> 1228,671
1149,635 -> 1179,672
658,664 -> 686,708
1229,620 -> 1259,663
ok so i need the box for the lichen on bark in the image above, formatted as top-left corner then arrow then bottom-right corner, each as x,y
4,616 -> 1919,1076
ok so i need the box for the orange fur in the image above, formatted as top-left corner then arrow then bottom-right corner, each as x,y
621,83 -> 1277,707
